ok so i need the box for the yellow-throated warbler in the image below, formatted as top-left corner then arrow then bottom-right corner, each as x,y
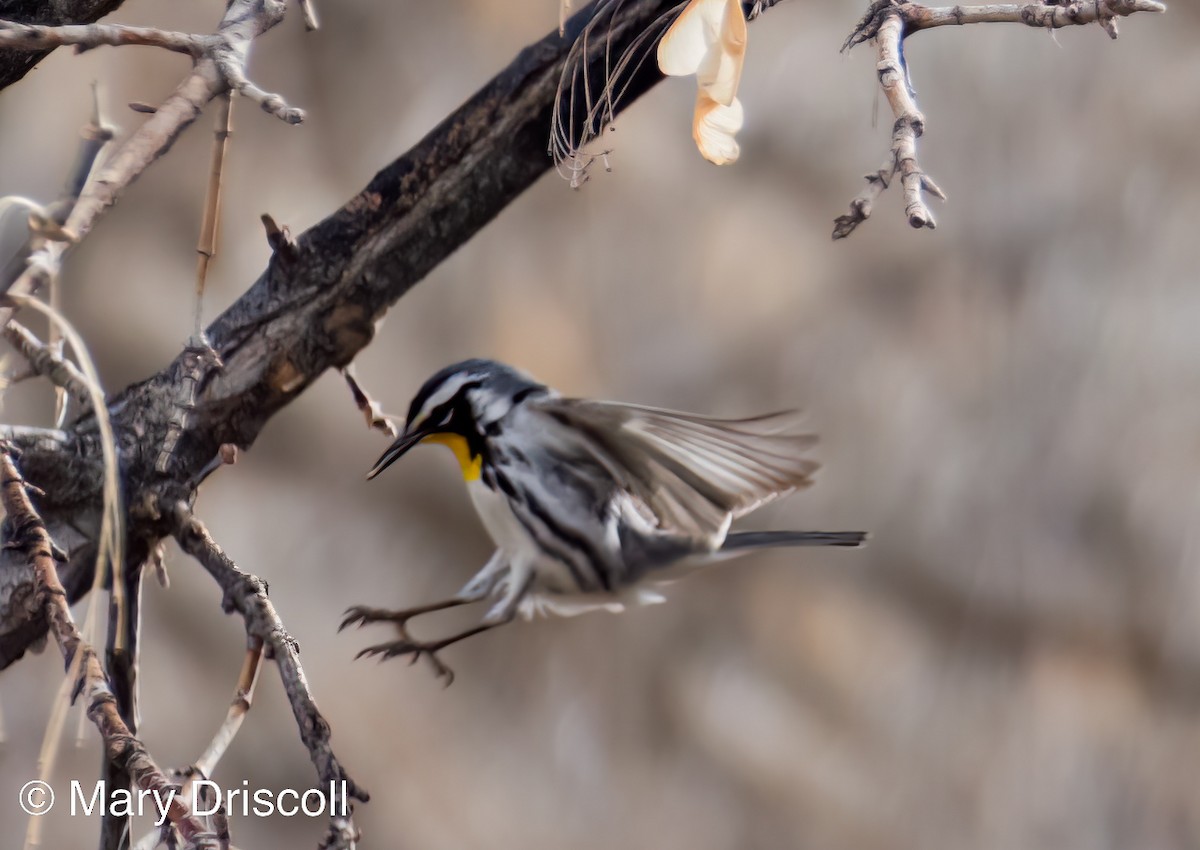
342,359 -> 865,681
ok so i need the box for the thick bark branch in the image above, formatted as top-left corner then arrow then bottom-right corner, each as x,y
0,0 -> 680,671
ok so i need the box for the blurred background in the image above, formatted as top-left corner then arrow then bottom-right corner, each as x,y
2,0 -> 1198,847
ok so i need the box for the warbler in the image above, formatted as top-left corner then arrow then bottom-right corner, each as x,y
342,359 -> 865,681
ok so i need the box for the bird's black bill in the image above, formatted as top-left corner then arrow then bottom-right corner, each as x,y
366,428 -> 425,479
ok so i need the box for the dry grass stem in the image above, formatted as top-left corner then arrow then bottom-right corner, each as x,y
195,639 -> 264,777
194,93 -> 234,336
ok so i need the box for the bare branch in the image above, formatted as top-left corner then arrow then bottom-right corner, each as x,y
0,3 -> 726,678
171,505 -> 368,850
342,366 -> 400,440
835,0 -> 1162,236
0,0 -> 126,92
299,0 -> 320,31
0,0 -> 294,328
2,321 -> 92,409
880,14 -> 944,229
832,158 -> 895,240
0,19 -> 204,55
846,0 -> 1166,49
214,54 -> 305,124
196,639 -> 264,777
0,452 -> 216,849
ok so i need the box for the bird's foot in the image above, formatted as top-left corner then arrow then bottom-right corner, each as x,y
339,605 -> 418,632
353,637 -> 456,685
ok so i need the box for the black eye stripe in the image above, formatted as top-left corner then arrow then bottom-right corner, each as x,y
417,380 -> 485,428
511,386 -> 540,405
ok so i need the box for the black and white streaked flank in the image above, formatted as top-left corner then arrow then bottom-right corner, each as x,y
343,358 -> 866,682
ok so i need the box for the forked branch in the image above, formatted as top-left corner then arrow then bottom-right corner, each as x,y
171,505 -> 368,850
0,452 -> 215,849
0,0 -> 303,330
833,0 -> 1165,238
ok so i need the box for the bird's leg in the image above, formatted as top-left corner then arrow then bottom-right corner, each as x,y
351,620 -> 510,685
340,548 -> 507,632
339,595 -> 483,632
349,573 -> 533,685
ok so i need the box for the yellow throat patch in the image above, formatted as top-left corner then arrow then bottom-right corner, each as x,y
423,433 -> 482,481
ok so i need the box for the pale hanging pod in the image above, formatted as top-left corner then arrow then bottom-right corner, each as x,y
657,0 -> 748,165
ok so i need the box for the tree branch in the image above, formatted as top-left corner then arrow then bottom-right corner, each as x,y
2,0 -> 683,540
0,0 -> 127,92
0,451 -> 215,849
0,19 -> 204,54
171,504 -> 367,850
834,0 -> 1164,237
2,321 -> 92,409
0,0 -> 296,328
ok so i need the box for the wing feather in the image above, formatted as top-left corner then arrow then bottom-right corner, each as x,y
534,397 -> 819,546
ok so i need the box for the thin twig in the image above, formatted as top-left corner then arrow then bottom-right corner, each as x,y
0,20 -> 206,55
879,13 -> 944,229
101,559 -> 145,850
8,294 -> 124,649
299,0 -> 321,31
832,157 -> 895,239
197,638 -> 264,776
130,639 -> 263,850
845,0 -> 1166,49
1,88 -> 113,293
2,321 -> 92,409
214,55 -> 304,124
0,0 -> 296,331
342,366 -> 399,439
0,453 -> 216,849
834,0 -> 1163,237
171,506 -> 368,850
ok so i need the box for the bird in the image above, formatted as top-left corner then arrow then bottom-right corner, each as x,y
341,358 -> 866,682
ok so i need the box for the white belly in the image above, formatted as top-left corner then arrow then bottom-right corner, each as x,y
466,480 -> 670,621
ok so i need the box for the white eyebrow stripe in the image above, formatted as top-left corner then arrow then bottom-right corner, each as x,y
417,372 -> 476,422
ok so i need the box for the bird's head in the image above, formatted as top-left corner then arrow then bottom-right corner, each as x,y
366,359 -> 547,481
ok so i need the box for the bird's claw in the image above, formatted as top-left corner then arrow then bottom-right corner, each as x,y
339,605 -> 412,632
353,639 -> 456,685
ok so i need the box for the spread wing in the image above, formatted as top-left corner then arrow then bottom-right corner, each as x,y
533,397 -> 819,546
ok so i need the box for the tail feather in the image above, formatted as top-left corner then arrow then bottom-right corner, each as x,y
720,530 -> 867,551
